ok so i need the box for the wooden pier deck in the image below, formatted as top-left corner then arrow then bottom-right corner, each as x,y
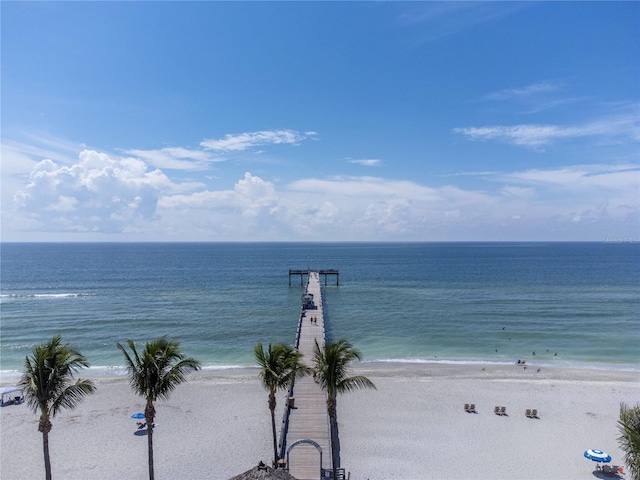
289,269 -> 339,286
282,272 -> 332,480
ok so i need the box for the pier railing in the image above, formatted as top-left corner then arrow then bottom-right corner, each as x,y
279,271 -> 338,478
289,269 -> 339,286
278,275 -> 310,464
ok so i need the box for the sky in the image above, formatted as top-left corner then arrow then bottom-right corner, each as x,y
1,1 -> 639,242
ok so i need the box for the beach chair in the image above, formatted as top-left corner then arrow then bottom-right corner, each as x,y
464,403 -> 470,412
469,404 -> 476,413
531,409 -> 538,418
494,406 -> 501,415
525,409 -> 532,417
500,406 -> 507,416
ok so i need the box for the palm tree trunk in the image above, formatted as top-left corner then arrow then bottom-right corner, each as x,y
269,391 -> 278,466
327,395 -> 338,480
42,430 -> 52,480
39,413 -> 53,480
147,424 -> 154,480
146,401 -> 155,480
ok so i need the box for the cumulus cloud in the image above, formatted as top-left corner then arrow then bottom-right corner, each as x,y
156,172 -> 283,238
6,144 -> 638,241
159,172 -> 277,209
454,113 -> 640,148
200,130 -> 317,151
273,176 -> 498,239
12,150 -> 193,233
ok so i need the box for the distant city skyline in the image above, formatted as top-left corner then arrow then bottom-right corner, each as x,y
2,2 -> 638,241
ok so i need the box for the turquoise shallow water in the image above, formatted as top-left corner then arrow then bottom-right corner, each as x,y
1,242 -> 638,376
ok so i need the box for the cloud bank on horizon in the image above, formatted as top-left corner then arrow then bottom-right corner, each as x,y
1,2 -> 638,242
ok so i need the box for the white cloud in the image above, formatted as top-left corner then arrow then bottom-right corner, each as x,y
454,124 -> 571,147
200,130 -> 317,151
224,168 -> 635,240
501,164 -> 639,190
4,142 -> 638,241
454,113 -> 640,148
500,186 -> 535,199
11,150 -> 199,234
45,195 -> 78,212
347,158 -> 383,167
159,172 -> 277,210
484,81 -> 560,101
398,2 -> 525,42
4,135 -> 84,165
156,173 -> 283,239
124,147 -> 224,170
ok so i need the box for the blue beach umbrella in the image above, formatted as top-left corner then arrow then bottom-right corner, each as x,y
131,412 -> 145,420
584,449 -> 611,463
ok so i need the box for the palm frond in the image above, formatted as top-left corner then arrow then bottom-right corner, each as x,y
255,342 -> 310,393
312,337 -> 375,480
338,375 -> 377,393
19,335 -> 95,418
118,336 -> 201,403
618,402 -> 640,480
312,338 -> 375,396
52,380 -> 96,415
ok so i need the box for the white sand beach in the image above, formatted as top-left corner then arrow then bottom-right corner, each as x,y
1,363 -> 638,480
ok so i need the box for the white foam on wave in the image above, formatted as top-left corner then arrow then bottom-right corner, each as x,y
0,293 -> 95,300
201,364 -> 256,371
83,364 -> 255,377
86,365 -> 130,376
0,370 -> 22,381
364,358 -> 519,367
362,357 -> 640,372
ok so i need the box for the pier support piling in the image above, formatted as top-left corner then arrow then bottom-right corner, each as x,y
289,269 -> 339,286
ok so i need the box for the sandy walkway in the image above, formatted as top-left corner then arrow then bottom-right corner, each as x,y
1,363 -> 637,479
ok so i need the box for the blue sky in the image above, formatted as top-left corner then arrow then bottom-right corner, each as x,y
2,1 -> 638,241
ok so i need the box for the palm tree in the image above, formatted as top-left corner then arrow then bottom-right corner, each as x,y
254,342 -> 311,467
618,402 -> 640,480
117,336 -> 201,480
312,339 -> 376,480
19,335 -> 96,480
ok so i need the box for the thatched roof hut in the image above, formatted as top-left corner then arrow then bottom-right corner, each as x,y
228,462 -> 298,480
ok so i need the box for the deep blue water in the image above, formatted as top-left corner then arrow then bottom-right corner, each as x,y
1,242 -> 638,376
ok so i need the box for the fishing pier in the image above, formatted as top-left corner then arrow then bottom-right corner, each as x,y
288,269 -> 340,286
279,270 -> 344,480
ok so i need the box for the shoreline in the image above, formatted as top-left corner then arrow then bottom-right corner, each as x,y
1,362 -> 638,479
5,359 -> 639,382
2,357 -> 639,382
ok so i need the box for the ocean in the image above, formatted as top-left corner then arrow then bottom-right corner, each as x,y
1,242 -> 638,377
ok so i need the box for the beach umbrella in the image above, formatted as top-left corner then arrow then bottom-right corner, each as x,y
131,412 -> 145,419
584,449 -> 611,463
